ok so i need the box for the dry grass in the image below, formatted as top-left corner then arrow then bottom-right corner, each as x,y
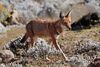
0,25 -> 100,48
0,26 -> 25,46
59,26 -> 100,44
57,26 -> 100,55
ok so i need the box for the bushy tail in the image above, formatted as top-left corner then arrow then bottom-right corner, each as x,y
20,33 -> 28,43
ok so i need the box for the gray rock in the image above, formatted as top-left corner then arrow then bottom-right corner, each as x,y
85,0 -> 100,17
0,23 -> 6,33
0,50 -> 14,63
0,64 -> 6,67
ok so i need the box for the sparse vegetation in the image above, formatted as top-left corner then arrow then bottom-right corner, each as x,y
0,0 -> 100,67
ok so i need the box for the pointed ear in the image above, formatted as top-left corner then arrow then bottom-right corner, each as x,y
59,11 -> 64,19
65,10 -> 72,17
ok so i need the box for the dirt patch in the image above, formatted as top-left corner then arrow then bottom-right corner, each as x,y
0,25 -> 25,46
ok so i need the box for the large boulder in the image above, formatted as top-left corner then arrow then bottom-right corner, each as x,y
1,0 -> 100,24
0,0 -> 85,23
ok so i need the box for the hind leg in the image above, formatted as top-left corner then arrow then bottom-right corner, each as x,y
30,36 -> 34,47
20,32 -> 28,43
28,33 -> 35,48
20,32 -> 29,50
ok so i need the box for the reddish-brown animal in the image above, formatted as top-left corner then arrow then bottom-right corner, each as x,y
20,11 -> 72,49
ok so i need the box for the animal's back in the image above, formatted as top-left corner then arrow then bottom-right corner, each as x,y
26,20 -> 53,36
26,19 -> 61,37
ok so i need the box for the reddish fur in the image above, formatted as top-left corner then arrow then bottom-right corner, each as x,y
20,12 -> 72,49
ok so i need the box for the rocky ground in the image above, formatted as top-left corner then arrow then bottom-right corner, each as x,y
0,25 -> 100,67
0,0 -> 100,67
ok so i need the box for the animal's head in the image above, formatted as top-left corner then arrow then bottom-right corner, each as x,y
59,10 -> 72,30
